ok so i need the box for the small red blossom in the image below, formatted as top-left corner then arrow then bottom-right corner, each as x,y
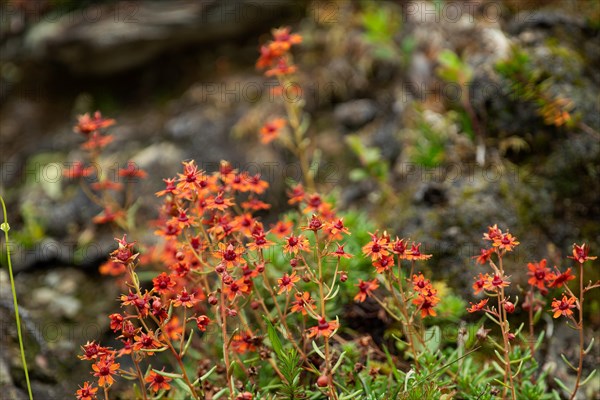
493,232 -> 519,252
404,242 -> 432,261
307,318 -> 339,338
195,315 -> 211,332
472,273 -> 488,295
283,235 -> 310,255
146,370 -> 172,393
551,295 -> 577,318
467,299 -> 489,313
549,267 -> 576,288
362,234 -> 390,261
152,272 -> 176,294
290,292 -> 316,315
91,357 -> 120,387
354,279 -> 379,302
260,118 -> 286,144
473,248 -> 494,265
76,381 -> 98,400
74,111 -> 115,135
63,161 -> 93,179
118,161 -> 147,179
568,243 -> 597,264
172,288 -> 198,308
278,271 -> 300,294
527,259 -> 552,291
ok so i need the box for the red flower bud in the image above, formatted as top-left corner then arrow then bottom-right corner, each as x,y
316,374 -> 329,387
504,301 -> 515,313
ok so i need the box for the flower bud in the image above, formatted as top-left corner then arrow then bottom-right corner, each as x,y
504,301 -> 515,313
290,258 -> 298,267
251,301 -> 260,310
215,264 -> 225,274
340,272 -> 348,282
316,374 -> 329,387
208,294 -> 218,305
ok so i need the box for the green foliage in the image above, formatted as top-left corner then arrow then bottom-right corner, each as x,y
264,318 -> 304,399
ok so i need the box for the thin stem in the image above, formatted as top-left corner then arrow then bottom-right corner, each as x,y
569,262 -> 585,400
219,289 -> 235,399
132,356 -> 149,400
0,196 -> 34,400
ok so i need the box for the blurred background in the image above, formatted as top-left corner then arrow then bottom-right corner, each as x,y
1,0 -> 599,398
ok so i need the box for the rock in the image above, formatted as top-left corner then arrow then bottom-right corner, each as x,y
334,99 -> 378,131
21,0 -> 306,75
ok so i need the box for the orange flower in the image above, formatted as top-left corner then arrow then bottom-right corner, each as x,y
412,273 -> 432,294
467,299 -> 489,313
551,295 -> 577,318
307,318 -> 339,338
195,315 -> 211,332
92,207 -> 125,225
79,341 -> 110,361
549,267 -> 576,288
331,244 -> 353,259
354,279 -> 379,302
214,242 -> 246,268
278,271 -> 300,294
206,192 -> 234,211
74,111 -> 115,135
484,274 -> 510,291
472,273 -> 488,295
404,242 -> 432,261
287,183 -> 305,205
265,58 -> 297,77
493,232 -> 519,252
270,220 -> 293,238
290,291 -> 316,315
372,255 -> 394,273
412,290 -> 440,318
391,237 -> 408,256
152,272 -> 176,294
527,259 -> 551,291
118,161 -> 147,179
270,26 -> 302,52
260,118 -> 286,144
63,161 -> 93,179
133,332 -> 162,355
283,235 -> 310,255
155,178 -> 177,197
176,160 -> 205,192
568,243 -> 597,264
223,278 -> 250,301
91,357 -> 120,387
483,224 -> 502,241
99,260 -> 126,276
172,288 -> 198,308
161,316 -> 183,341
145,370 -> 172,393
76,381 -> 98,400
324,218 -> 350,238
473,248 -> 494,265
362,234 -> 390,261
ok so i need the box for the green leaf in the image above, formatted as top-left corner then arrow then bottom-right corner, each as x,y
263,317 -> 283,357
152,369 -> 183,379
554,377 -> 571,394
581,369 -> 597,386
425,325 -> 441,353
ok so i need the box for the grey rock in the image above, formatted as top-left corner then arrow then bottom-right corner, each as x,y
334,99 -> 378,131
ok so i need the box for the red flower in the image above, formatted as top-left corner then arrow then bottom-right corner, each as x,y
467,299 -> 489,313
331,244 -> 353,259
133,332 -> 162,355
270,220 -> 293,238
483,224 -> 502,241
118,161 -> 147,179
290,292 -> 316,315
354,279 -> 379,302
63,161 -> 93,179
472,273 -> 488,295
265,58 -> 297,77
391,237 -> 408,256
484,274 -> 510,291
145,370 -> 172,393
404,242 -> 432,261
74,111 -> 115,135
283,235 -> 310,255
152,272 -> 176,294
527,259 -> 552,291
260,118 -> 286,144
214,242 -> 246,268
287,183 -> 305,205
372,255 -> 394,273
195,315 -> 211,332
155,178 -> 178,197
79,341 -> 109,361
413,290 -> 440,318
76,381 -> 98,400
108,314 -> 124,332
324,218 -> 350,238
92,207 -> 124,225
91,357 -> 120,387
223,278 -> 250,301
277,272 -> 300,294
551,295 -> 577,318
362,234 -> 390,261
172,288 -> 198,308
473,248 -> 494,265
492,232 -> 519,252
307,318 -> 339,338
568,243 -> 597,264
549,267 -> 576,288
412,273 -> 432,294
110,234 -> 138,265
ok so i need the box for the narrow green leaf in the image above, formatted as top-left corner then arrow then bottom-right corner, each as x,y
152,369 -> 183,379
311,340 -> 326,360
181,328 -> 194,356
584,337 -> 595,354
331,351 -> 346,374
560,354 -> 578,371
581,369 -> 597,386
554,377 -> 571,394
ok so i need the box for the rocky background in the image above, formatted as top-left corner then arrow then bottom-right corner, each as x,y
0,0 -> 599,398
